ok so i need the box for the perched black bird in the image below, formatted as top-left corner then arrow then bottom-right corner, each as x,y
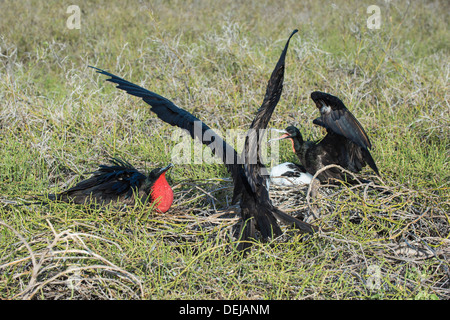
271,91 -> 379,183
49,158 -> 174,212
91,29 -> 317,252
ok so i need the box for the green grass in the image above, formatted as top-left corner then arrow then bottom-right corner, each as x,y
0,0 -> 449,300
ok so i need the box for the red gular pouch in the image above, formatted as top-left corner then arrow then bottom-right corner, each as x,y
148,164 -> 174,213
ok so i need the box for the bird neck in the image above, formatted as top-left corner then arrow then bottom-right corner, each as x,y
289,135 -> 303,155
150,173 -> 173,213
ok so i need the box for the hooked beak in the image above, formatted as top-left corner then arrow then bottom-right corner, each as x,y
159,163 -> 174,175
268,129 -> 292,143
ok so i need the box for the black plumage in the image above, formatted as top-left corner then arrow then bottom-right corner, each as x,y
274,91 -> 379,183
49,158 -> 174,211
91,29 -> 317,252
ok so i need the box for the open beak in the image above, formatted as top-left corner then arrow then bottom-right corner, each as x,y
268,129 -> 292,143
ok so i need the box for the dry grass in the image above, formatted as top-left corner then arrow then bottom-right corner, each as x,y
0,0 -> 449,300
1,171 -> 448,299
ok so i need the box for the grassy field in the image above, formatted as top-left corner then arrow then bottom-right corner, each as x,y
0,0 -> 449,300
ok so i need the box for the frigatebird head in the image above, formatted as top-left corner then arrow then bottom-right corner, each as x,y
148,163 -> 174,180
269,126 -> 302,142
268,126 -> 303,153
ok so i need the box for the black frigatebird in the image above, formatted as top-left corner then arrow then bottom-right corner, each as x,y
48,158 -> 174,212
271,91 -> 380,184
91,29 -> 317,251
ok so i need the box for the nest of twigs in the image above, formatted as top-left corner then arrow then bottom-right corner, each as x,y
1,165 -> 449,299
269,165 -> 450,298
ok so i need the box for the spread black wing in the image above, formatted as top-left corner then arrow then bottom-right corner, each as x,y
243,29 -> 297,193
90,66 -> 243,201
241,29 -> 316,236
311,91 -> 379,176
311,91 -> 372,150
248,29 -> 298,134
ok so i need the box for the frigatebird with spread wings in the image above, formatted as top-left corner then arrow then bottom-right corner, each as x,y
91,29 -> 317,252
271,91 -> 380,183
